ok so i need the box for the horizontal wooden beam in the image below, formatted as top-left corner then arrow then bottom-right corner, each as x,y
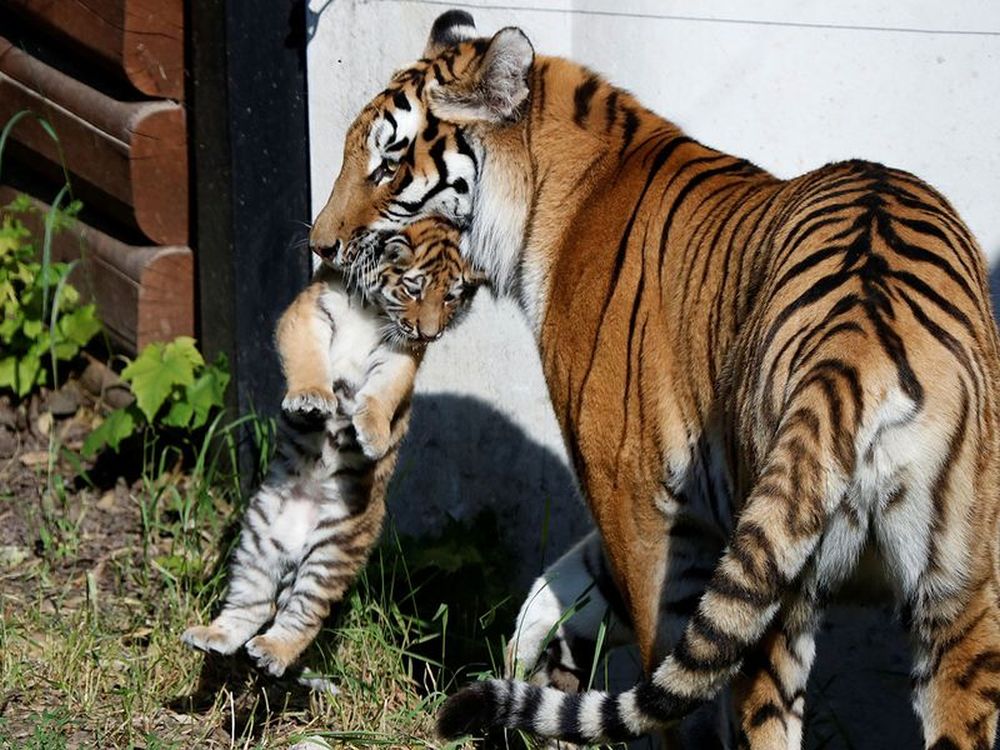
0,37 -> 187,245
0,186 -> 193,354
3,0 -> 184,100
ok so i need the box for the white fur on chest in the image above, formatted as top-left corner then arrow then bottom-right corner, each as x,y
317,281 -> 384,389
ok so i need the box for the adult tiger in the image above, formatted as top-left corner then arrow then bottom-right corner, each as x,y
309,10 -> 1000,749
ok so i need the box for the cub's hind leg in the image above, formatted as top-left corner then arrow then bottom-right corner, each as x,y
182,485 -> 288,654
246,491 -> 387,677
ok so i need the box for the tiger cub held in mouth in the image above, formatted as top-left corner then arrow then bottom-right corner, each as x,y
181,218 -> 481,677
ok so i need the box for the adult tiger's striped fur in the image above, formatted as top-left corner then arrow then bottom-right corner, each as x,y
181,218 -> 481,677
309,11 -> 1000,748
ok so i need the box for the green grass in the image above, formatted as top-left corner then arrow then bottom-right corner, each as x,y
0,413 -> 488,750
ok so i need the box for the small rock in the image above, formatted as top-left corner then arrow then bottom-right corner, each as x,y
0,545 -> 28,568
96,490 -> 117,511
35,412 -> 52,437
0,428 -> 16,459
18,451 -> 50,467
289,740 -> 333,750
48,383 -> 81,417
58,409 -> 93,448
0,397 -> 15,430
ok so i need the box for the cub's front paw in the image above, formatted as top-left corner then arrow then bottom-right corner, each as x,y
352,401 -> 392,460
181,623 -> 246,655
282,388 -> 337,419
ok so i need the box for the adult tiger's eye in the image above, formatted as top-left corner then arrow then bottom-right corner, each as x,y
370,160 -> 398,184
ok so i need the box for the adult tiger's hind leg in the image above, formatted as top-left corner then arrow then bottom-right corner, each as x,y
902,485 -> 1000,750
871,380 -> 1000,748
732,594 -> 821,750
910,582 -> 1000,750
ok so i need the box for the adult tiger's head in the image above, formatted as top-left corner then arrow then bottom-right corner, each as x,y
353,217 -> 484,344
309,10 -> 535,291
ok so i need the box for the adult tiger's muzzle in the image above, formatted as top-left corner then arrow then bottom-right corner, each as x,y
311,238 -> 342,264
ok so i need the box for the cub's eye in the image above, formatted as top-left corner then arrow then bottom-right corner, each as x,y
369,159 -> 398,185
445,286 -> 464,304
401,276 -> 423,298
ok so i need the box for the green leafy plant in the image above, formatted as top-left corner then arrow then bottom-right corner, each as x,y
82,336 -> 229,458
0,193 -> 99,397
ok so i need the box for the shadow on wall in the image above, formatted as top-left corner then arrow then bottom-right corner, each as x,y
387,392 -> 593,593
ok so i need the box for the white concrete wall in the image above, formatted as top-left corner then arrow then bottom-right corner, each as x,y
306,1 -> 1000,580
306,4 -> 1000,745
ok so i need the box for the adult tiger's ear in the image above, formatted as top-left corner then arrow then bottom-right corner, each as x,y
424,10 -> 478,57
428,27 -> 534,125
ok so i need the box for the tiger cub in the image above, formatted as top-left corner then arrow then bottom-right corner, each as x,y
181,218 -> 481,677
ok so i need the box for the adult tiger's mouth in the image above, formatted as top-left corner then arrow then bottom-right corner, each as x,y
342,230 -> 397,297
340,229 -> 388,268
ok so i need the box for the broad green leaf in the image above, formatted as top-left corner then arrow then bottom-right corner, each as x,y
0,356 -> 14,388
82,407 -> 137,458
185,366 -> 229,429
51,340 -> 78,360
162,397 -> 194,429
121,342 -> 197,422
0,314 -> 20,341
59,304 -> 100,347
163,337 -> 204,371
15,354 -> 41,397
21,318 -> 42,340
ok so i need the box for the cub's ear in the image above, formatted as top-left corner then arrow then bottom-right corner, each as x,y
383,236 -> 414,266
428,27 -> 534,125
424,10 -> 478,58
465,267 -> 490,288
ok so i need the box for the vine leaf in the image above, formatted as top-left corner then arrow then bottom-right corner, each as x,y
121,338 -> 200,423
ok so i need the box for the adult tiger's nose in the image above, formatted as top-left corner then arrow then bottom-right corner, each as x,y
311,238 -> 342,263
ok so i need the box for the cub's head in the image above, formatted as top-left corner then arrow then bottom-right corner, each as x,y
350,217 -> 484,344
309,10 -> 534,268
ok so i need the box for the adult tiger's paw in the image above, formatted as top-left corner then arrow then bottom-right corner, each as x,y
436,681 -> 498,740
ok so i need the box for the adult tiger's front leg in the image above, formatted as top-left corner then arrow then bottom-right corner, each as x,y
507,531 -> 634,691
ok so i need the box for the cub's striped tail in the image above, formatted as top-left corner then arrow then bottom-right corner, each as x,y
437,678 -> 697,743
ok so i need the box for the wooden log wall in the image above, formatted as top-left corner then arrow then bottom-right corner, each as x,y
0,0 -> 190,354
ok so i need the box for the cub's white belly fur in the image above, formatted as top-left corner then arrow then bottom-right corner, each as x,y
269,498 -> 320,559
317,278 -> 384,390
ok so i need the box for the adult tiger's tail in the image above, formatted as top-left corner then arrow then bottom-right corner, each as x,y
437,677 -> 695,744
439,372 -> 852,743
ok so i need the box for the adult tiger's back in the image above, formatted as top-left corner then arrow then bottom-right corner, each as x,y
309,12 -> 1000,748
